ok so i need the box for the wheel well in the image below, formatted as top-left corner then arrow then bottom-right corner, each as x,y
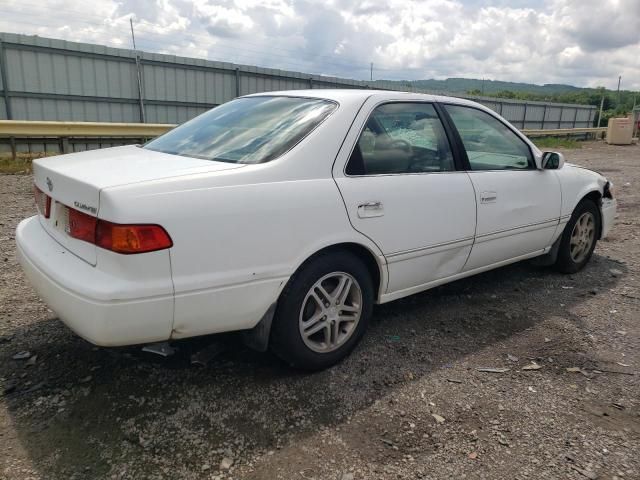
583,190 -> 601,206
245,243 -> 383,354
304,243 -> 382,299
581,190 -> 603,238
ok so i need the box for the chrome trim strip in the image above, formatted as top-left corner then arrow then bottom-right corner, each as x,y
385,217 -> 562,263
381,248 -> 547,303
387,236 -> 474,261
476,218 -> 559,239
474,225 -> 555,245
345,171 -> 465,178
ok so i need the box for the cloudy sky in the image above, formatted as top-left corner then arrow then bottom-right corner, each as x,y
1,0 -> 639,89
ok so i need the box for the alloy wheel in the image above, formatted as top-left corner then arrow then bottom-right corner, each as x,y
570,212 -> 596,263
298,272 -> 363,353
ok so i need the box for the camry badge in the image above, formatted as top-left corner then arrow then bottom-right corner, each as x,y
46,177 -> 53,192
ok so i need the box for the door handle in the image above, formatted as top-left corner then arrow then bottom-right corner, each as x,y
357,201 -> 384,218
480,191 -> 497,203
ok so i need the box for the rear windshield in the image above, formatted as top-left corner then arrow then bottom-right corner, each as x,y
144,96 -> 337,164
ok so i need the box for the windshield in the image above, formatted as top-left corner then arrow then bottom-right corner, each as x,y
144,96 -> 337,164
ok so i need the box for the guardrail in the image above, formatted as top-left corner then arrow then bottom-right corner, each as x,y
0,120 -> 173,138
0,121 -> 606,160
522,127 -> 606,138
0,120 -> 175,159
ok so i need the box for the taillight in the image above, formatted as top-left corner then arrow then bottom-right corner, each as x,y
68,208 -> 97,243
96,221 -> 173,254
34,186 -> 51,218
66,206 -> 172,254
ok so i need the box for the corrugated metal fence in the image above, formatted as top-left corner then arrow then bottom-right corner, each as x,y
0,32 -> 596,153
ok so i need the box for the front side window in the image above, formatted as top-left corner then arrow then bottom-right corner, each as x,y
346,102 -> 454,175
144,96 -> 336,164
445,105 -> 533,171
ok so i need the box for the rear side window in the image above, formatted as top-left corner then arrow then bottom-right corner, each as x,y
346,102 -> 454,175
445,105 -> 533,171
144,96 -> 336,164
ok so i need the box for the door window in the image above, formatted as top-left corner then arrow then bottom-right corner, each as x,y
346,103 -> 454,175
445,105 -> 533,171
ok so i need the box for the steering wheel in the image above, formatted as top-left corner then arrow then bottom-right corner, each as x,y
389,139 -> 412,152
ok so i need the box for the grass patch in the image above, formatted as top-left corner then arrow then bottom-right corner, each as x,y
0,152 -> 55,174
533,137 -> 581,150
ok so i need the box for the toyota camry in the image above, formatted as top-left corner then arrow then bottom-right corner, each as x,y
16,90 -> 617,370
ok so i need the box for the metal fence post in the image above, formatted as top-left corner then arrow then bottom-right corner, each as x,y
558,106 -> 563,128
9,136 -> 16,161
235,68 -> 240,97
60,137 -> 70,154
541,105 -> 547,130
309,77 -> 313,89
0,39 -> 13,120
572,107 -> 579,128
134,54 -> 146,123
522,103 -> 528,129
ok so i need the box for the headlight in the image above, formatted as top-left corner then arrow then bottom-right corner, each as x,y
603,181 -> 615,199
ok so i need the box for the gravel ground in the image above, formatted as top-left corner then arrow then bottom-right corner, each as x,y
1,141 -> 639,480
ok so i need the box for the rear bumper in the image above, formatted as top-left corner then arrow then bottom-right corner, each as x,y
16,216 -> 174,346
601,198 -> 617,239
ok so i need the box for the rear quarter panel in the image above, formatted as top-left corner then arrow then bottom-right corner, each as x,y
96,94 -> 384,338
99,173 -> 385,339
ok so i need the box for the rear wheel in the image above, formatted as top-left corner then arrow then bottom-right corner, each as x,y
270,251 -> 374,370
555,199 -> 600,273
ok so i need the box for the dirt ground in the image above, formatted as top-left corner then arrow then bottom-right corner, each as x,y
1,141 -> 639,480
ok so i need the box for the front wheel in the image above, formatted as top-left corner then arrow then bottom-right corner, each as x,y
270,251 -> 374,370
555,199 -> 600,273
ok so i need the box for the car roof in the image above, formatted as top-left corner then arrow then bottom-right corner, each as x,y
244,88 -> 482,108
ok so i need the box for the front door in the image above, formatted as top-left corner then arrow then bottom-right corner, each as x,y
442,104 -> 561,271
333,100 -> 477,296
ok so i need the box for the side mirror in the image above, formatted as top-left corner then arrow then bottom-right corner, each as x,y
541,151 -> 565,170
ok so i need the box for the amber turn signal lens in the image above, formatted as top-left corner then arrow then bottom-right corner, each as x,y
95,221 -> 173,254
64,204 -> 172,254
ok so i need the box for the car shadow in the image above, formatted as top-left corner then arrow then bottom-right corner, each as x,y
0,252 -> 624,478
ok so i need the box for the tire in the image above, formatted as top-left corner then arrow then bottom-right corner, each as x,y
554,199 -> 600,274
270,251 -> 374,370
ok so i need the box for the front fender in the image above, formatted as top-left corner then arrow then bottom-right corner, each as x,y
557,164 -> 607,217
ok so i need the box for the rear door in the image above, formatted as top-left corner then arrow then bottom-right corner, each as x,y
333,100 -> 476,296
442,103 -> 561,271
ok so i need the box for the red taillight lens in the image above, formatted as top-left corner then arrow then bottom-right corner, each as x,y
65,205 -> 172,254
34,186 -> 51,218
95,221 -> 172,254
68,208 -> 97,243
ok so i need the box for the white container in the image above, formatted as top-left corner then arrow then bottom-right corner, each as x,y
607,117 -> 633,145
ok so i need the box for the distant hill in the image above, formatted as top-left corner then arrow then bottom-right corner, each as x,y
374,77 -> 584,96
372,77 -> 637,126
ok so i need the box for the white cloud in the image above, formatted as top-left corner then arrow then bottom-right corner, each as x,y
0,0 -> 638,89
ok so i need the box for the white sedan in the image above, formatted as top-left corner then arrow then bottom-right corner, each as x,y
16,90 -> 616,370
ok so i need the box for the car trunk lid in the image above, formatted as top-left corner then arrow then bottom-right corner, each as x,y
32,145 -> 243,265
